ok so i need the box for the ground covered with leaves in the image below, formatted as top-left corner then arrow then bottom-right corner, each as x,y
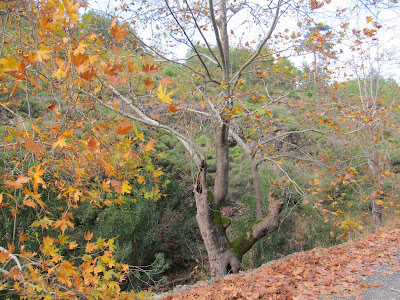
160,226 -> 400,300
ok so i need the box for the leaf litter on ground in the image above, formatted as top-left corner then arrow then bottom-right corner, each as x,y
160,226 -> 400,300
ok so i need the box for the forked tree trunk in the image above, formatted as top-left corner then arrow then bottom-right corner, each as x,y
194,160 -> 241,277
194,156 -> 285,277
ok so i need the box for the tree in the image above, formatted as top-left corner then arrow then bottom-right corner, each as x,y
1,4 -> 397,299
87,0 -> 322,276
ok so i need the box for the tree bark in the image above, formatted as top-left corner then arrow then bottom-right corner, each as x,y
230,189 -> 285,259
194,160 -> 241,277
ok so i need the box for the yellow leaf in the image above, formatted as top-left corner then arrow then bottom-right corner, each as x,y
156,84 -> 173,104
348,167 -> 358,174
313,179 -> 320,185
73,40 -> 87,55
36,46 -> 51,62
375,199 -> 385,206
121,180 -> 132,194
53,65 -> 67,79
0,56 -> 18,72
52,137 -> 67,150
143,140 -> 155,152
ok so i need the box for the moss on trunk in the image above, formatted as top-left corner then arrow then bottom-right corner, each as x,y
229,219 -> 261,259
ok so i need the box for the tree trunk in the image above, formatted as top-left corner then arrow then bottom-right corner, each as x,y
369,133 -> 384,230
194,159 -> 241,277
194,159 -> 285,276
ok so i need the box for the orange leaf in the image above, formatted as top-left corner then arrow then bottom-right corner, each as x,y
344,173 -> 352,180
143,140 -> 155,152
19,233 -> 29,243
87,137 -> 98,152
0,249 -> 9,263
144,77 -> 154,91
108,76 -> 127,85
73,40 -> 87,55
111,180 -> 122,194
69,241 -> 78,250
84,231 -> 93,241
310,0 -> 324,10
24,137 -> 45,155
3,176 -> 30,189
168,104 -> 184,113
85,242 -> 97,253
116,120 -> 133,134
142,63 -> 158,75
46,103 -> 57,111
109,18 -> 128,41
113,98 -> 119,112
160,77 -> 173,86
150,113 -> 160,121
29,164 -> 46,193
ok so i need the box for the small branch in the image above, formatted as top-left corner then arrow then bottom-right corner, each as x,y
231,0 -> 283,90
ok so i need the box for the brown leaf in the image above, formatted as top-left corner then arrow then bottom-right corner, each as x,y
24,137 -> 45,155
160,77 -> 173,86
144,77 -> 154,91
168,104 -> 184,113
116,120 -> 133,134
142,63 -> 158,75
109,18 -> 128,41
87,137 -> 98,152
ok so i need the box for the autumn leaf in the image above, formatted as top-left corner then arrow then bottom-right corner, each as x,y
29,164 -> 46,193
36,46 -> 51,62
69,241 -> 78,250
142,63 -> 158,75
121,181 -> 132,194
23,187 -> 46,208
156,84 -> 173,104
143,140 -> 155,152
30,217 -> 54,230
137,175 -> 145,184
116,120 -> 133,134
109,18 -> 128,41
52,137 -> 67,150
3,176 -> 30,189
0,56 -> 19,72
168,103 -> 185,113
111,180 -> 122,194
144,77 -> 154,91
54,219 -> 74,234
54,63 -> 67,79
24,137 -> 45,155
0,249 -> 9,263
108,76 -> 127,85
160,77 -> 173,86
73,40 -> 87,55
310,0 -> 324,10
87,137 -> 99,152
112,98 -> 119,112
85,243 -> 97,253
84,231 -> 93,241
